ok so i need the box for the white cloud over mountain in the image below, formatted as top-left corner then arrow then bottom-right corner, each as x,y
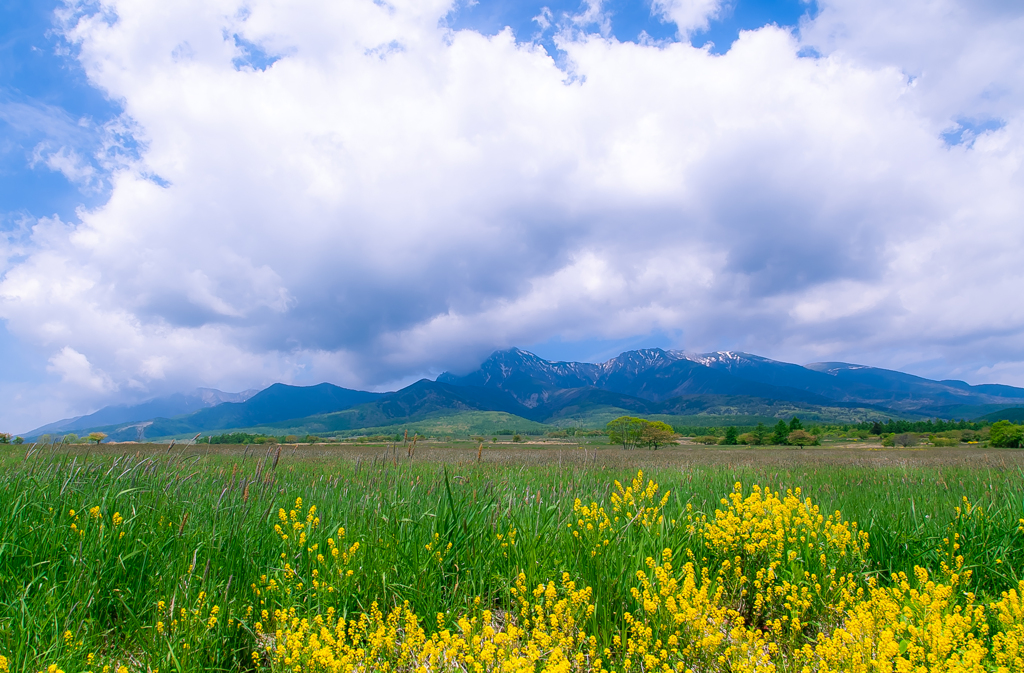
1,0 -> 1022,430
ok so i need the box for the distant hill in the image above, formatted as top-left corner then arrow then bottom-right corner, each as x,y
23,387 -> 259,437
173,382 -> 383,430
977,407 -> 1024,423
26,347 -> 1024,442
27,383 -> 382,441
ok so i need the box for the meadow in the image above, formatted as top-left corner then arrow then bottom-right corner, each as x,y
2,441 -> 1024,672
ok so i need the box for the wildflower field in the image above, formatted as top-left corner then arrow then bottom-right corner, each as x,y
2,443 -> 1024,673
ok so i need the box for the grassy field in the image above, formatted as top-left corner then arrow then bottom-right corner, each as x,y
2,442 -> 1024,672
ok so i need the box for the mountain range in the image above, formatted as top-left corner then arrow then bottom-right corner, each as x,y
25,387 -> 260,437
22,348 -> 1024,441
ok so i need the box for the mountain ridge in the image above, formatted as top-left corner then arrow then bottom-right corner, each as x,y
23,387 -> 260,437
22,347 -> 1024,441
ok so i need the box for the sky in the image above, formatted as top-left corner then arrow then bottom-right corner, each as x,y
0,0 -> 1022,433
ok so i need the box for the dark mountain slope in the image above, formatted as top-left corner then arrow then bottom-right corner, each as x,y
180,383 -> 384,430
805,362 -> 1024,413
262,380 -> 532,432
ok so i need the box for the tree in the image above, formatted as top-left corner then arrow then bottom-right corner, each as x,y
788,416 -> 804,432
771,420 -> 789,445
0,433 -> 9,444
893,433 -> 919,447
787,429 -> 817,446
606,416 -> 645,450
640,421 -> 675,449
870,421 -> 883,435
751,422 -> 769,446
88,432 -> 107,445
990,421 -> 1023,448
13,437 -> 23,445
63,434 -> 79,444
722,426 -> 739,445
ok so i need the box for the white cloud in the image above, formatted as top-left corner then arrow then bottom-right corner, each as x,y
33,145 -> 100,192
1,0 -> 1023,430
651,0 -> 724,36
47,346 -> 116,393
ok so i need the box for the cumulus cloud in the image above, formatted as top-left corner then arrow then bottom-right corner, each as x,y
47,346 -> 116,393
1,0 -> 1023,429
652,0 -> 724,35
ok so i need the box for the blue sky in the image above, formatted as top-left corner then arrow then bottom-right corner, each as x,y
1,0 -> 1023,431
0,0 -> 120,220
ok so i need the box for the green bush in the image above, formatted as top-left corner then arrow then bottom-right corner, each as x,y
990,420 -> 1023,448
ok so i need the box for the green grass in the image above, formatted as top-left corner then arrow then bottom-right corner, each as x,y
2,443 -> 1023,671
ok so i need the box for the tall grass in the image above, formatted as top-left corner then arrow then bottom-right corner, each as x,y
1,444 -> 1023,671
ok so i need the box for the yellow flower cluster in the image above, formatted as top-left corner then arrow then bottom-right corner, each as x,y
623,549 -> 775,673
569,499 -> 613,557
791,567 -> 996,672
571,471 -> 669,558
149,587 -> 251,670
265,476 -> 1024,673
495,525 -> 518,559
271,572 -> 598,673
690,482 -> 869,632
276,497 -> 321,549
610,470 -> 670,529
425,532 -> 453,565
700,483 -> 869,564
64,505 -> 127,541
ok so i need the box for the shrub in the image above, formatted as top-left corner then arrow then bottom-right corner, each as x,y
787,429 -> 818,446
990,420 -> 1024,448
893,433 -> 919,447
